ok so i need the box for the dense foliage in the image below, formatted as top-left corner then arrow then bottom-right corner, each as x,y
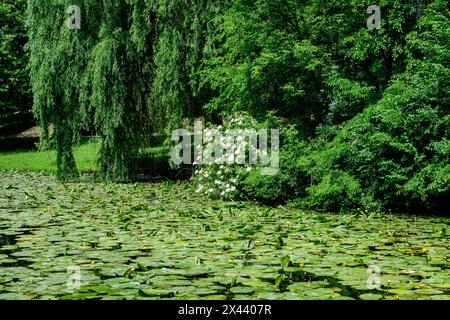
26,0 -> 217,180
296,0 -> 449,212
23,0 -> 449,212
0,0 -> 31,116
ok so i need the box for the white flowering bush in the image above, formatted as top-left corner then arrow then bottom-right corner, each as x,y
192,112 -> 260,199
191,112 -> 305,202
193,165 -> 250,199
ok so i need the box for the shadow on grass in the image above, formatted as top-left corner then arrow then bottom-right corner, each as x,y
0,136 -> 39,152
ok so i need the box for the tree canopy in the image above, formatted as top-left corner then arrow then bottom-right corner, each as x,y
0,0 -> 30,115
24,0 -> 449,212
26,0 -> 219,180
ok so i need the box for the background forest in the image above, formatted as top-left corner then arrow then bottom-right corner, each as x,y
1,0 -> 449,213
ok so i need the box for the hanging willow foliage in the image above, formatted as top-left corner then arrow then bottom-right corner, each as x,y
26,0 -> 221,181
27,0 -> 90,180
150,0 -> 228,133
79,1 -> 151,181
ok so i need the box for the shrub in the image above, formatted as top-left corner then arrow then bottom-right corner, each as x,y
294,3 -> 450,213
241,123 -> 307,203
192,112 -> 307,202
298,64 -> 449,212
192,112 -> 260,200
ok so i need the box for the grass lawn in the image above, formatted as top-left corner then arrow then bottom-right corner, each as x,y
0,140 -> 99,173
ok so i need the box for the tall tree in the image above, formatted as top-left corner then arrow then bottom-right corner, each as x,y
0,0 -> 31,116
27,0 -> 221,180
200,0 -> 424,130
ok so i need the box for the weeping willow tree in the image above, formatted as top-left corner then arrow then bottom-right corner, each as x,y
27,0 -> 221,180
79,1 -> 153,181
27,0 -> 90,180
150,0 -> 227,132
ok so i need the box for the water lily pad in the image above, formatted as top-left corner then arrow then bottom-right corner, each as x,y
138,289 -> 174,297
230,286 -> 254,294
359,293 -> 383,300
0,172 -> 449,300
414,288 -> 444,295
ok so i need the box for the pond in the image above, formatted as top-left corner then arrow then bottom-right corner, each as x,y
0,172 -> 448,300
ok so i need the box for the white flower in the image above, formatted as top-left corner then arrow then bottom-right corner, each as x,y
196,185 -> 203,193
231,178 -> 237,183
246,166 -> 252,172
217,170 -> 222,176
231,186 -> 236,191
208,188 -> 214,193
204,173 -> 209,178
214,180 -> 221,185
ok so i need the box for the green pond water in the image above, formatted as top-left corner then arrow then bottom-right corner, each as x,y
0,172 -> 448,300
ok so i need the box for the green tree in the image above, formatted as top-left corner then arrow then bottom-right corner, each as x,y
298,0 -> 449,212
27,0 -> 221,180
200,0 -> 426,129
0,0 -> 31,116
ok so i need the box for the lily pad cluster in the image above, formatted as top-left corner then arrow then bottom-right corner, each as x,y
0,172 -> 448,300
